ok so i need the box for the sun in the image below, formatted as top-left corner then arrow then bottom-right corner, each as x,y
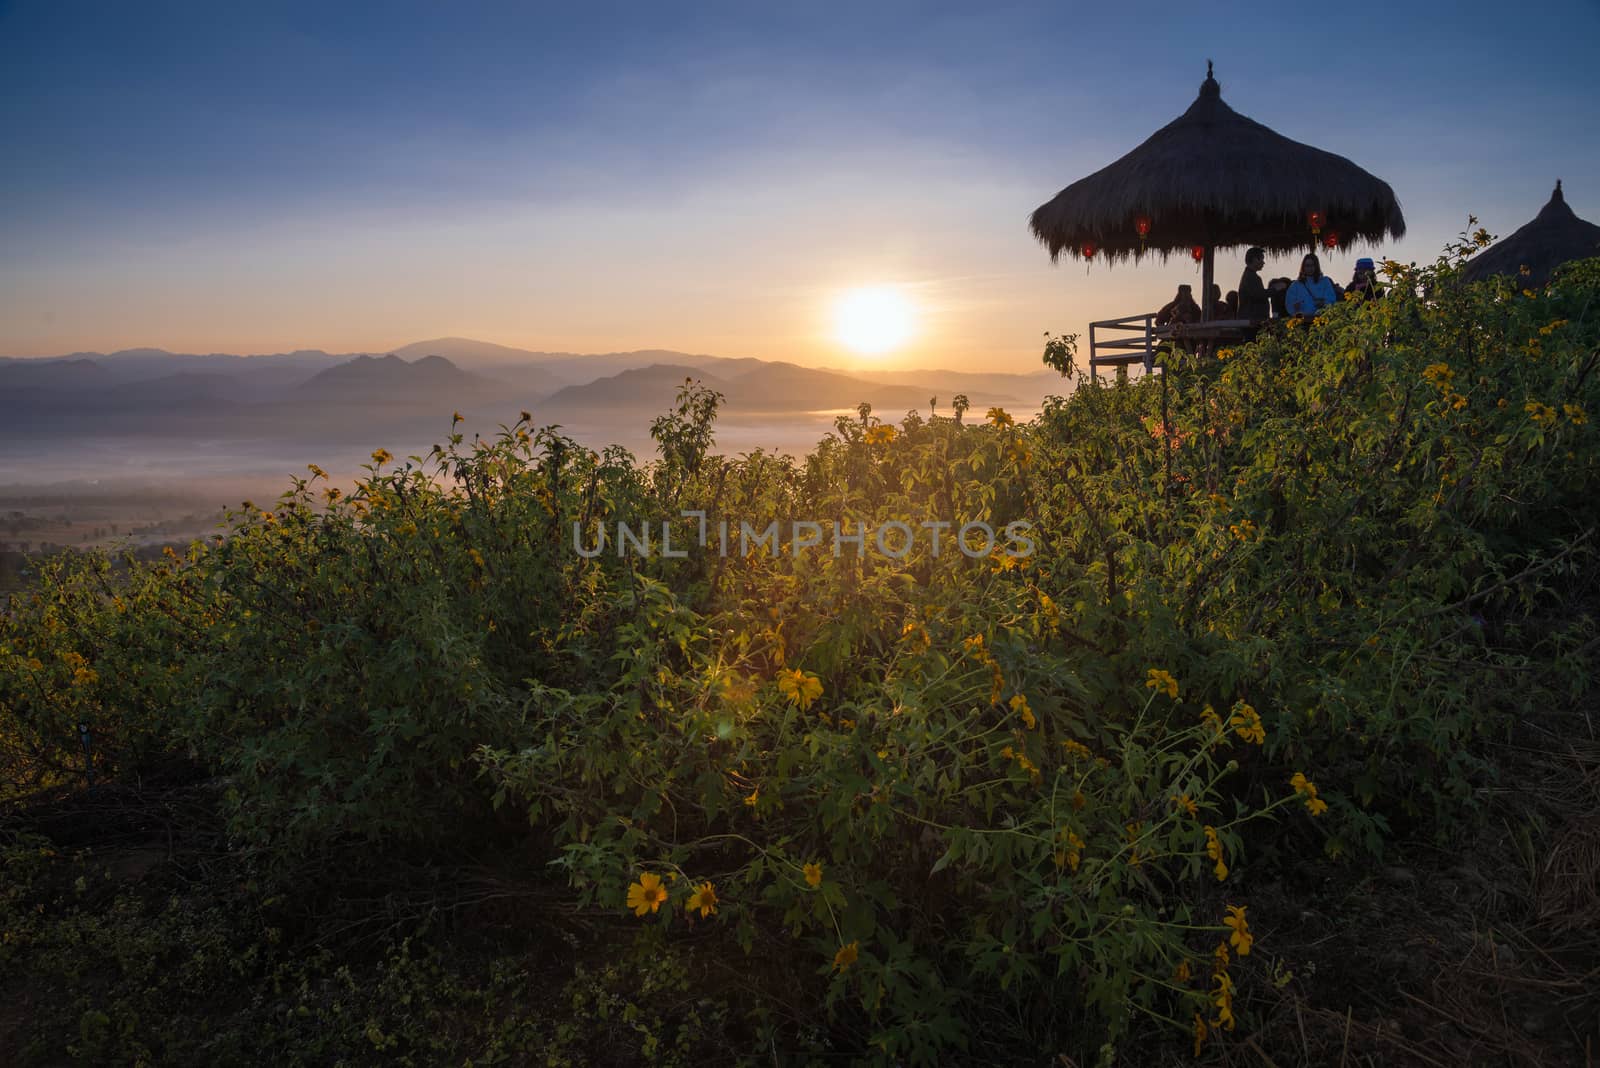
832,285 -> 916,356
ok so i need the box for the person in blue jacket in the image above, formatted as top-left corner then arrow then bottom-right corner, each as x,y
1286,254 -> 1340,317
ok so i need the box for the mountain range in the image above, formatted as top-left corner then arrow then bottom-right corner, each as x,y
0,339 -> 1064,462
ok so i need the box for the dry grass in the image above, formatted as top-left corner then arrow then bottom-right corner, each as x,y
1237,719 -> 1600,1067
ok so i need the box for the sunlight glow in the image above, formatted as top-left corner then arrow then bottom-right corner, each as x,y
831,286 -> 916,356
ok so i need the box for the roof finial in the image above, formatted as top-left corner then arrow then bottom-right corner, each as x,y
1207,59 -> 1213,79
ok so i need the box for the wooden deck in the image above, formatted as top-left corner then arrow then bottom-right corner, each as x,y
1088,314 -> 1259,379
1087,312 -> 1158,379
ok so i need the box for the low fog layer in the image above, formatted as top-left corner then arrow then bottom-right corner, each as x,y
1,338 -> 1064,489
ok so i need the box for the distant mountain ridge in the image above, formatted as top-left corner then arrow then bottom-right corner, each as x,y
296,353 -> 499,399
0,340 -> 1060,457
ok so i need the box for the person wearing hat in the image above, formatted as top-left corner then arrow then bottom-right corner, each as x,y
1346,257 -> 1384,301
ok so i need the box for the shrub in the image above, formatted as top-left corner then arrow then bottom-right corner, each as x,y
3,245 -> 1596,1061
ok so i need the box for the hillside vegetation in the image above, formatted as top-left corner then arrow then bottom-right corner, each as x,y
2,240 -> 1598,1065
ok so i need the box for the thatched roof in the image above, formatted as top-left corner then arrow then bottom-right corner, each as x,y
1030,64 -> 1406,264
1461,181 -> 1600,287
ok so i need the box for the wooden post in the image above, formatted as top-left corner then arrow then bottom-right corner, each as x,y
1161,354 -> 1170,500
1201,245 -> 1215,322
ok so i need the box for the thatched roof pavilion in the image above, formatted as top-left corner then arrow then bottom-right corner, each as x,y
1030,63 -> 1405,318
1462,181 -> 1600,287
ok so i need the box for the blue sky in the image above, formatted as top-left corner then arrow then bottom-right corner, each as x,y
2,0 -> 1596,370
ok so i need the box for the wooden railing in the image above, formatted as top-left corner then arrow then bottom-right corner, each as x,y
1087,312 -> 1159,380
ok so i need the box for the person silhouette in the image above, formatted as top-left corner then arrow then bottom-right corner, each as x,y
1156,284 -> 1201,326
1238,247 -> 1270,321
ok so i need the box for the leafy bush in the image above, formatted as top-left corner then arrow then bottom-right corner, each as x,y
2,243 -> 1596,1061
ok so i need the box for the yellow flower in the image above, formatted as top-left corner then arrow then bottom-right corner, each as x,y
1174,960 -> 1193,984
1037,592 -> 1060,631
306,463 -> 327,479
1564,403 -> 1588,426
986,407 -> 1014,428
900,620 -> 929,645
1172,794 -> 1198,817
864,424 -> 896,445
1525,401 -> 1558,427
1212,970 -> 1236,1031
686,882 -> 718,918
626,872 -> 669,917
1145,668 -> 1179,700
452,411 -> 463,424
1006,748 -> 1039,780
1055,829 -> 1085,872
1193,1013 -> 1208,1056
1061,739 -> 1091,760
833,941 -> 859,971
1230,702 -> 1265,745
1008,693 -> 1037,730
1223,904 -> 1253,956
1201,704 -> 1222,731
777,668 -> 823,709
1216,347 -> 1234,361
1421,362 -> 1454,387
962,634 -> 986,655
804,862 -> 823,888
371,448 -> 393,466
1203,825 -> 1228,881
743,786 -> 760,808
1290,772 -> 1328,816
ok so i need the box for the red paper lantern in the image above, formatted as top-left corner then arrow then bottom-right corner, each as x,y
1191,245 -> 1205,263
1322,230 -> 1340,249
1307,210 -> 1325,236
1080,241 -> 1097,260
1134,216 -> 1151,238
